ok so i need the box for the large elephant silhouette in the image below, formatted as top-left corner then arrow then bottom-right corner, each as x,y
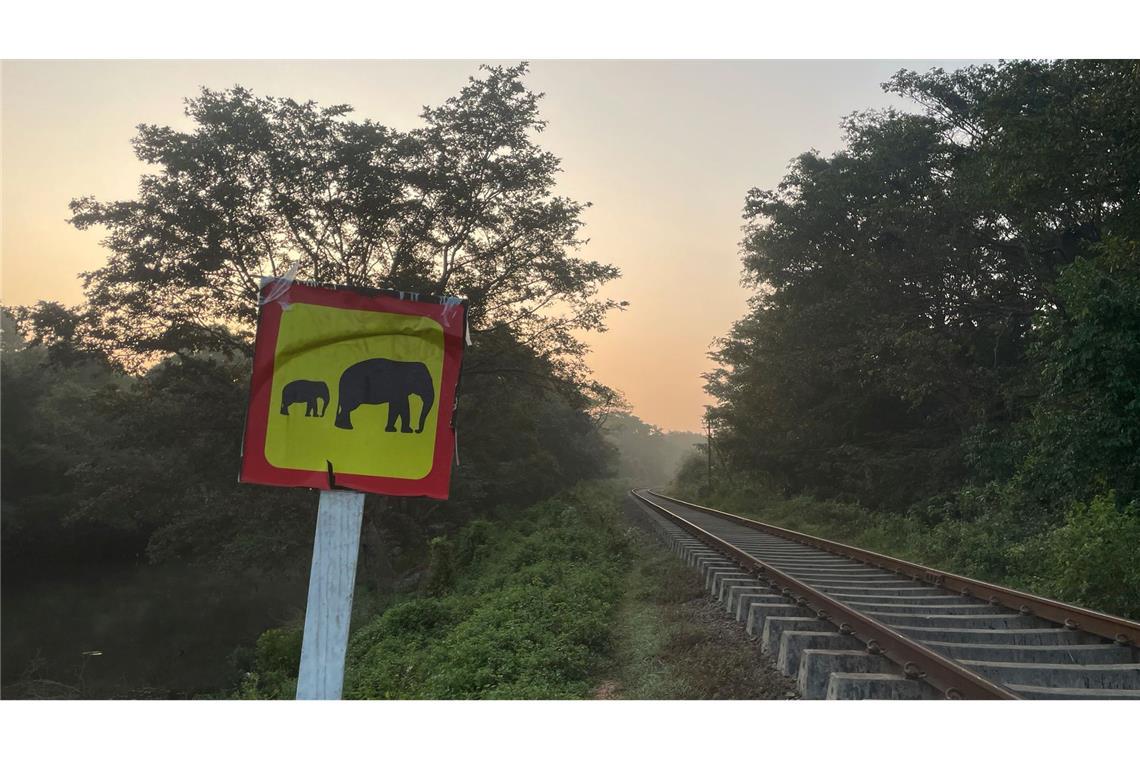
334,358 -> 435,433
280,379 -> 329,417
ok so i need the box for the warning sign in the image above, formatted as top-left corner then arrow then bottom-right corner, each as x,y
240,279 -> 467,498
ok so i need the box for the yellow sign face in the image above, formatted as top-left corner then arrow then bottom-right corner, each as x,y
264,303 -> 445,480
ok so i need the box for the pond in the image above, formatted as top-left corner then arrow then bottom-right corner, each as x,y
1,560 -> 309,699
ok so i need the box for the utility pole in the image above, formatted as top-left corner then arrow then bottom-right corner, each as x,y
706,415 -> 713,494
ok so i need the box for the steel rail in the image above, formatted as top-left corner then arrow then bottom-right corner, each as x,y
631,489 -> 1019,699
647,490 -> 1140,647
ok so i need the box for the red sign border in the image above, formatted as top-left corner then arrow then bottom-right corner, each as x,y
239,280 -> 466,499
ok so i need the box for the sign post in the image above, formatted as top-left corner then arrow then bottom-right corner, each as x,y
295,490 -> 365,699
239,278 -> 468,700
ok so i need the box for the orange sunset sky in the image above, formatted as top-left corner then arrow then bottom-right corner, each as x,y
1,60 -> 979,432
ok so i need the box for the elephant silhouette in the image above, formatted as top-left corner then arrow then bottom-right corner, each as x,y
334,359 -> 435,433
280,379 -> 330,417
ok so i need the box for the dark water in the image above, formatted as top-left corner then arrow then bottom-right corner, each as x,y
1,561 -> 309,699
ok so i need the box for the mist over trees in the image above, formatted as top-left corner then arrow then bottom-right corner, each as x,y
700,60 -> 1140,606
602,412 -> 702,488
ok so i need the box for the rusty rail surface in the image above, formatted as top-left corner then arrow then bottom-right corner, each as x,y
647,490 -> 1140,648
632,489 -> 1026,699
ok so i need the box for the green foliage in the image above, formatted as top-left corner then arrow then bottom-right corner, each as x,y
1011,238 -> 1140,516
1,314 -> 616,589
233,627 -> 304,699
1,329 -> 147,569
424,537 -> 457,595
342,483 -> 627,699
455,518 -> 494,566
1012,495 -> 1140,618
254,627 -> 303,677
0,333 -> 319,571
445,325 -> 617,516
708,60 -> 1140,511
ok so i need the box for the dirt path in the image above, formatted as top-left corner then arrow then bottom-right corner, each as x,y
596,502 -> 798,699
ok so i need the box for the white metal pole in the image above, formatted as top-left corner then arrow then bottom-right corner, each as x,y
296,489 -> 365,700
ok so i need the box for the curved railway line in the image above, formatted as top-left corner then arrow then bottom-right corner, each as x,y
630,489 -> 1140,700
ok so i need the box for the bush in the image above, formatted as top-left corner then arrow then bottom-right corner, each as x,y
234,627 -> 303,699
342,483 -> 627,699
1013,494 -> 1140,619
254,627 -> 303,676
456,519 -> 494,566
424,537 -> 457,595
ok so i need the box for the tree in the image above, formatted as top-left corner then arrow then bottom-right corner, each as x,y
69,63 -> 621,376
710,109 -> 1020,505
1013,237 -> 1140,515
708,59 -> 1140,509
5,65 -> 624,578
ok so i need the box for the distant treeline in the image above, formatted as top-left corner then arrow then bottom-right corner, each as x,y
603,413 -> 703,489
690,59 -> 1140,616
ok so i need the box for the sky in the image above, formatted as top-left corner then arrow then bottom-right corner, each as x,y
1,60 -> 980,432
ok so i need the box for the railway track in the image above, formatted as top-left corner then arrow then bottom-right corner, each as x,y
630,489 -> 1140,699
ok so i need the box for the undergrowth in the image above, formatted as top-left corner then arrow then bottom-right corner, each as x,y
236,482 -> 630,699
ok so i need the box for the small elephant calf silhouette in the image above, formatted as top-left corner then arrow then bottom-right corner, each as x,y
280,379 -> 330,417
335,358 -> 435,432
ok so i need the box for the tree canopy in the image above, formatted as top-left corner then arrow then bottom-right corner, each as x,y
4,64 -> 624,579
66,63 -> 621,376
707,60 -> 1140,513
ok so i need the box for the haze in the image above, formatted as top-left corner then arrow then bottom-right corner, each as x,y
0,60 -> 979,431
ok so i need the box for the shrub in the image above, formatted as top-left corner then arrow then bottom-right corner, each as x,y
254,627 -> 303,676
343,483 -> 627,699
424,536 -> 457,595
234,627 -> 303,699
1013,494 -> 1140,619
456,519 -> 494,566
